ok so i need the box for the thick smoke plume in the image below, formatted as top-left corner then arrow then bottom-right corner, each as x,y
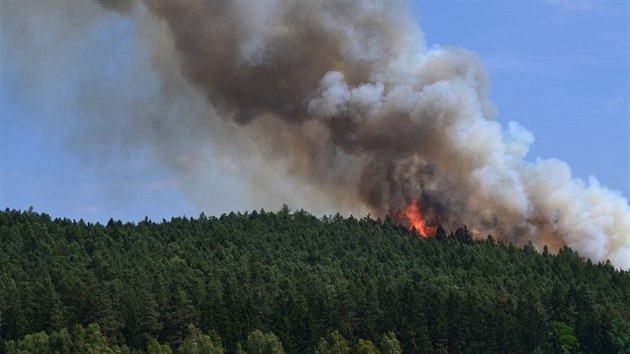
2,0 -> 628,268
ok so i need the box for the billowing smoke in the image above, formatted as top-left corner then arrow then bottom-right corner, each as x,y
2,0 -> 628,268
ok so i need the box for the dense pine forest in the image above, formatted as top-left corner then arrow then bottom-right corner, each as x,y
1,207 -> 629,353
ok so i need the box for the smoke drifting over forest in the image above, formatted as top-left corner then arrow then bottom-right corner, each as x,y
2,0 -> 628,268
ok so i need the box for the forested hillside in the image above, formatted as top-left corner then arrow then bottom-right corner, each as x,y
1,208 -> 629,353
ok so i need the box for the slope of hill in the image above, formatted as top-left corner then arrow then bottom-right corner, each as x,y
1,207 -> 629,353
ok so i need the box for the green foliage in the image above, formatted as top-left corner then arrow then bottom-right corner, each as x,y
147,338 -> 173,354
235,343 -> 246,354
356,338 -> 378,354
6,331 -> 50,354
316,331 -> 350,354
380,332 -> 402,354
178,324 -> 224,354
609,318 -> 630,353
547,321 -> 578,354
245,329 -> 285,354
1,208 -> 629,353
5,323 -> 130,354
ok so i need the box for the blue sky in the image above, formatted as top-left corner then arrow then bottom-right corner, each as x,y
1,1 -> 628,223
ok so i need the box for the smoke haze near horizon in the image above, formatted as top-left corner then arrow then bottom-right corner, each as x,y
2,0 -> 628,268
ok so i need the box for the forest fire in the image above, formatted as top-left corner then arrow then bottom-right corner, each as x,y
13,0 -> 624,269
394,200 -> 436,237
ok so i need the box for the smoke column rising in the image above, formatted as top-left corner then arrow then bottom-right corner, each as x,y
3,0 -> 629,268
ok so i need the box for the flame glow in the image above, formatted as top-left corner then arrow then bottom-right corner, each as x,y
394,200 -> 436,237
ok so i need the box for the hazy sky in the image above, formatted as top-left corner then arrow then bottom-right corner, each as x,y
1,1 -> 628,223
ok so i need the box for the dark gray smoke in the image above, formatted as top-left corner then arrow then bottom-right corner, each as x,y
2,0 -> 628,268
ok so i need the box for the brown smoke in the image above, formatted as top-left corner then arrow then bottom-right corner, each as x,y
2,0 -> 628,268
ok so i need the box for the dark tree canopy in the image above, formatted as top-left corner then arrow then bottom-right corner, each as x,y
0,208 -> 628,353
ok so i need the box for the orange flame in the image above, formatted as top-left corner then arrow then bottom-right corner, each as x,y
394,200 -> 436,237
